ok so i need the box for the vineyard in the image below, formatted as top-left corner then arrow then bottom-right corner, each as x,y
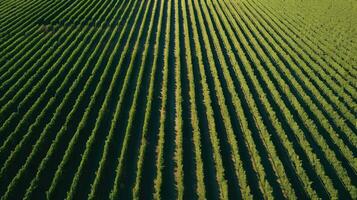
0,0 -> 356,199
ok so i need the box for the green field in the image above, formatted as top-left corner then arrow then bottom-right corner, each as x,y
0,0 -> 356,199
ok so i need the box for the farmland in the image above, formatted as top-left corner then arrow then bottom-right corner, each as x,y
0,0 -> 356,199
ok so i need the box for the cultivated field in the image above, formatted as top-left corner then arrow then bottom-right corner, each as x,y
0,0 -> 356,199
